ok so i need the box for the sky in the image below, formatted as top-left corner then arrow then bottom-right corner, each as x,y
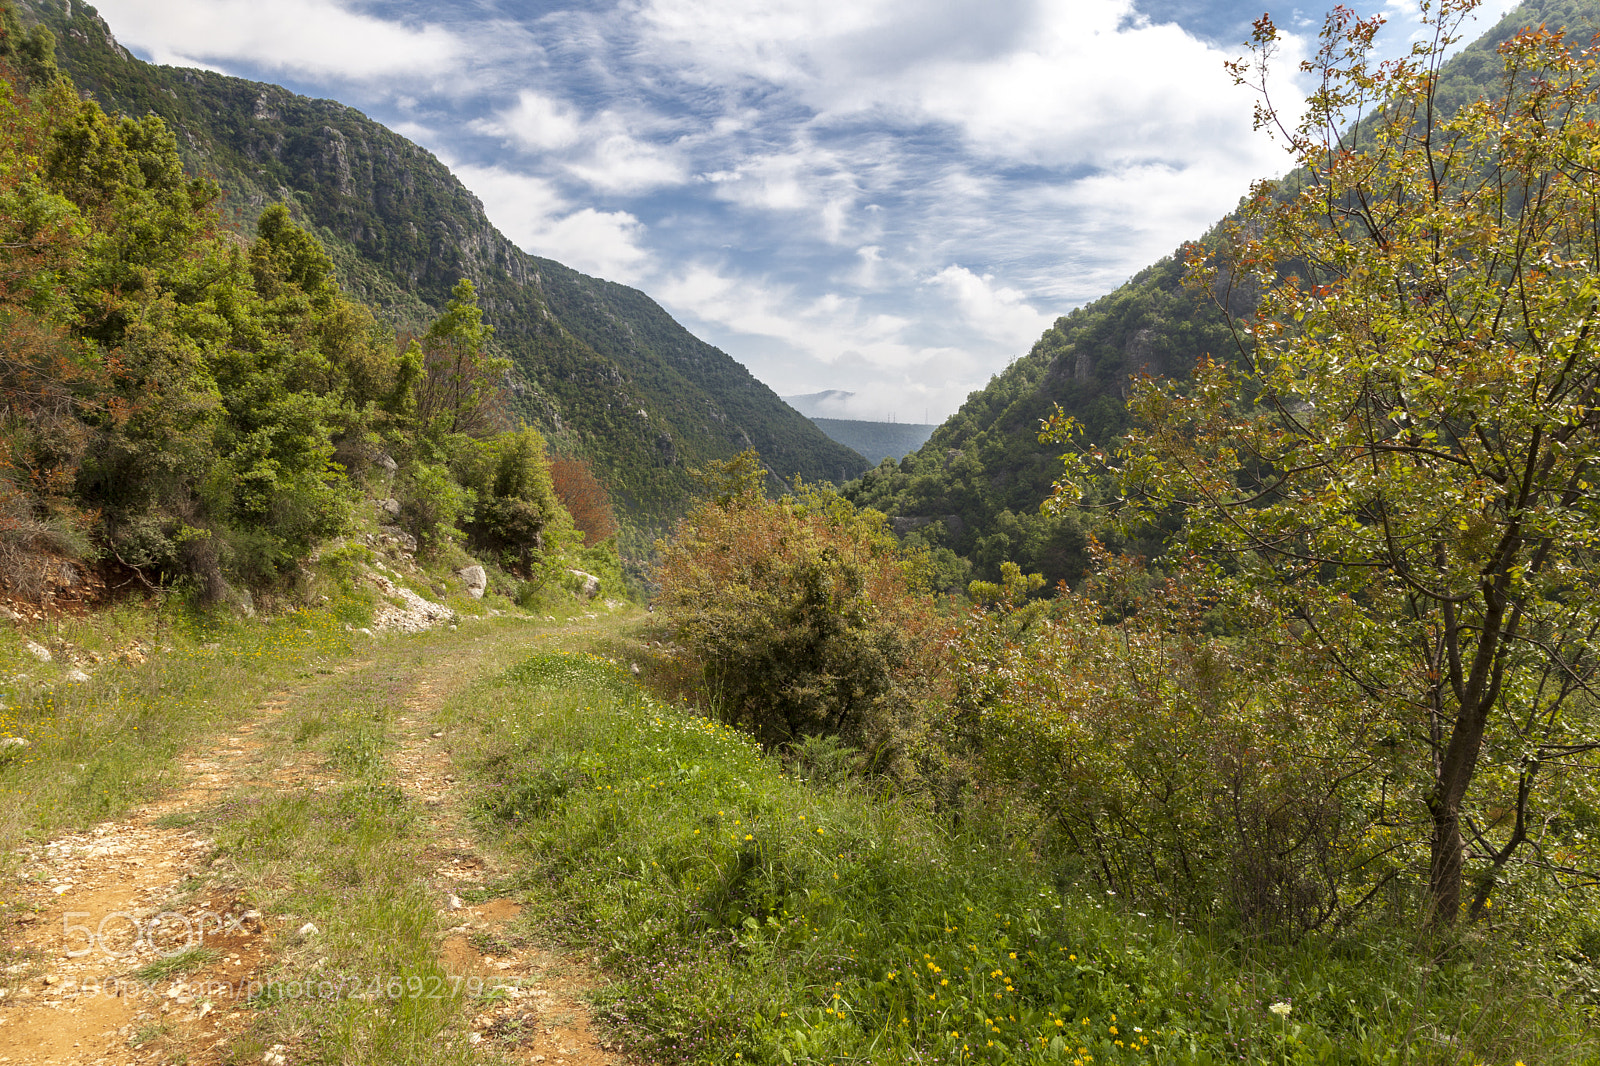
88,0 -> 1521,422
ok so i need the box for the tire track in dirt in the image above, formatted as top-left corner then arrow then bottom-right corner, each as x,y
394,676 -> 624,1066
0,629 -> 626,1066
0,694 -> 306,1066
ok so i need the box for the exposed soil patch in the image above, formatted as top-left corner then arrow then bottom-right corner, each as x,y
0,628 -> 625,1065
0,731 -> 283,1065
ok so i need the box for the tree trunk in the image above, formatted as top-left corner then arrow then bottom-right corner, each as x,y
1427,798 -> 1463,924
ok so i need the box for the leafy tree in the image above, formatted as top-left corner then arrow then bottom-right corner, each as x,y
0,44 -> 98,589
0,30 -> 589,603
396,459 -> 465,556
452,425 -> 574,571
549,454 -> 618,547
412,278 -> 509,439
689,446 -> 770,505
1063,3 -> 1600,924
0,2 -> 56,89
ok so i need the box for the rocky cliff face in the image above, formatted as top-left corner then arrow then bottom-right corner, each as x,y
19,0 -> 868,528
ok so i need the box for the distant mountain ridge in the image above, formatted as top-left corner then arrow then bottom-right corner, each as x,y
844,0 -> 1600,587
17,0 -> 869,531
805,420 -> 938,466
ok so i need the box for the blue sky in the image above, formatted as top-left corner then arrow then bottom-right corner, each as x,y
91,0 -> 1519,421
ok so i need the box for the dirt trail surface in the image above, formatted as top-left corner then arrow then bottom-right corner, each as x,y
0,630 -> 622,1066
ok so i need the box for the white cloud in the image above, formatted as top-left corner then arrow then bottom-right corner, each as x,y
567,133 -> 687,194
927,266 -> 1053,351
449,163 -> 651,284
849,245 -> 884,289
655,261 -> 996,418
477,92 -> 688,193
702,155 -> 813,212
637,0 -> 894,86
536,208 -> 652,280
479,91 -> 585,151
634,0 -> 1301,179
90,0 -> 464,80
902,11 -> 1294,171
621,0 -> 1302,317
388,120 -> 440,146
657,265 -> 799,340
700,142 -> 871,248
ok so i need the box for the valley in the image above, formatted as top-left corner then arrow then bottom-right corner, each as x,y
1,0 -> 1599,1064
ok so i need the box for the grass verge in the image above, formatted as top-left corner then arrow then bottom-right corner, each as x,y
0,601 -> 359,859
451,649 -> 1600,1066
204,633 -> 475,1065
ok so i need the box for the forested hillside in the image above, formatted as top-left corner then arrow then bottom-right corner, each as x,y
0,4 -> 644,611
805,418 -> 937,464
14,0 -> 866,531
846,0 -> 1600,588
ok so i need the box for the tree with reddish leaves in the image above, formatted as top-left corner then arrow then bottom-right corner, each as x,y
549,455 -> 617,547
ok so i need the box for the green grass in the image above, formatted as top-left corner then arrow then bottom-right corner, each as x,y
132,945 -> 221,983
218,783 -> 470,1064
206,642 -> 475,1066
0,601 -> 358,860
189,615 -> 581,1065
6,598 -> 1591,1066
0,594 -> 574,1062
450,650 -> 1600,1066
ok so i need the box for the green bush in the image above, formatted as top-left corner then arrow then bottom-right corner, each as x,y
396,460 -> 465,555
451,426 -> 573,571
653,458 -> 940,767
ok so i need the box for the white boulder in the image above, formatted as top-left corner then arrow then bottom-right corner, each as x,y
566,569 -> 600,599
457,565 -> 488,599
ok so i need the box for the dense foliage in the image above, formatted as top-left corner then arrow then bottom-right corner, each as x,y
936,553 -> 1382,933
0,26 -> 579,601
653,453 -> 941,765
16,0 -> 867,535
549,453 -> 619,548
1076,4 -> 1600,924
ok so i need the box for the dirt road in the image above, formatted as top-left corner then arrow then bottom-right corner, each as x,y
0,624 -> 622,1066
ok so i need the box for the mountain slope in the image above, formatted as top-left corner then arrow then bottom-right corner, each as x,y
845,0 -> 1600,586
17,0 -> 868,530
806,420 -> 939,465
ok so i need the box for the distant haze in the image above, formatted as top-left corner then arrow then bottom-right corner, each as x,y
784,390 -> 932,424
807,419 -> 938,465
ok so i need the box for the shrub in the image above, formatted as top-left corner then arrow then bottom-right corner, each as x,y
653,456 -> 941,769
452,426 -> 575,573
948,547 -> 1404,934
395,460 -> 465,555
